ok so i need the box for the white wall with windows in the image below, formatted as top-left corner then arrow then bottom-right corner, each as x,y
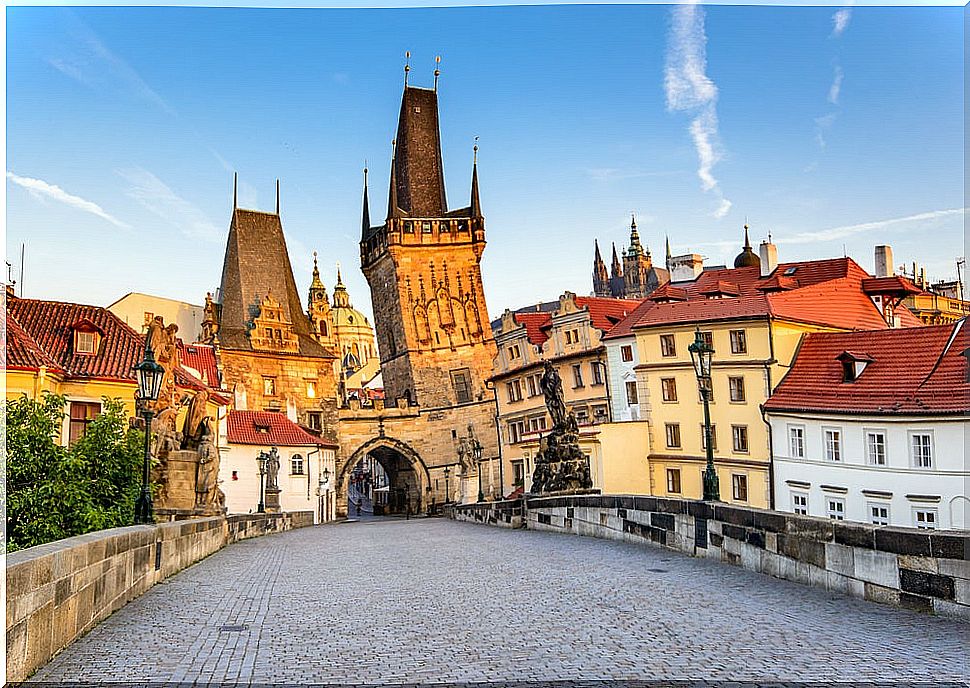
605,335 -> 642,422
768,412 -> 969,530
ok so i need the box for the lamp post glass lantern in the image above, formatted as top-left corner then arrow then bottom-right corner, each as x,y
256,451 -> 268,513
133,343 -> 165,525
473,441 -> 485,503
689,328 -> 720,502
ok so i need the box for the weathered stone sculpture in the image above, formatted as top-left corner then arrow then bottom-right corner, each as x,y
529,361 -> 594,495
264,446 -> 282,513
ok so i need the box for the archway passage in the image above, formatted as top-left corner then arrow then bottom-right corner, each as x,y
336,437 -> 430,519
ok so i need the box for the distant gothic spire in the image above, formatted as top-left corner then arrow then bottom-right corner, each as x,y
611,242 -> 623,278
629,213 -> 645,258
665,235 -> 672,270
311,251 -> 324,290
387,139 -> 402,219
593,240 -> 608,280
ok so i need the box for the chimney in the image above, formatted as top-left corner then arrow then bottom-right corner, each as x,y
874,245 -> 893,278
669,254 -> 704,282
759,239 -> 779,277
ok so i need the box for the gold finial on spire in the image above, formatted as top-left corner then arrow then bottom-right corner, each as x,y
404,51 -> 411,87
434,55 -> 441,92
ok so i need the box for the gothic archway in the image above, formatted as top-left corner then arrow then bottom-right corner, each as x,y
336,436 -> 431,519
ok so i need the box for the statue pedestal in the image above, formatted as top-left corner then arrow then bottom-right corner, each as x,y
265,487 -> 281,513
155,450 -> 200,519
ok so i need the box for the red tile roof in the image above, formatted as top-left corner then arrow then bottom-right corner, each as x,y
227,410 -> 337,447
609,257 -> 920,334
513,296 -> 642,346
180,342 -> 221,389
7,297 -> 144,382
5,311 -> 62,372
764,320 -> 969,415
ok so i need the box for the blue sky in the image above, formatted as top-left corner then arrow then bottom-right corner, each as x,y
5,3 -> 965,320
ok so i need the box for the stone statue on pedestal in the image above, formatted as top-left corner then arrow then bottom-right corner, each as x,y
529,360 -> 594,495
264,446 -> 282,512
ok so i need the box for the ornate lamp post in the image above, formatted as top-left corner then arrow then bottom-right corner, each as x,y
256,450 -> 269,513
443,466 -> 451,505
133,343 -> 165,525
474,440 -> 485,503
689,328 -> 720,501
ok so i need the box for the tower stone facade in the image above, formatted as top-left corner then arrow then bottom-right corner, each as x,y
360,84 -> 496,408
593,215 -> 670,298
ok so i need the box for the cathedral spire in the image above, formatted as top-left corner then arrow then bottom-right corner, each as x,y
665,235 -> 672,270
629,213 -> 645,257
387,140 -> 402,219
392,79 -> 448,216
470,140 -> 482,218
361,165 -> 371,239
593,239 -> 609,295
611,242 -> 623,278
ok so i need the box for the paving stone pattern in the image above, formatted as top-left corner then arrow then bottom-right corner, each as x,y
30,519 -> 970,684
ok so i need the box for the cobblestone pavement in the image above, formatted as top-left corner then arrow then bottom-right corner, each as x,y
31,519 -> 970,685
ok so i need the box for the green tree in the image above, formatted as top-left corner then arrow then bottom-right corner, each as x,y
5,393 -> 145,552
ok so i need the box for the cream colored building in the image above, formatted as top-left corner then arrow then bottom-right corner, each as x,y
618,239 -> 922,510
108,292 -> 204,342
490,291 -> 642,497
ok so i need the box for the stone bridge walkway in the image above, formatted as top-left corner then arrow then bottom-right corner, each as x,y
30,519 -> 970,685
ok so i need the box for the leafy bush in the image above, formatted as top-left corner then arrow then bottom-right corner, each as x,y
5,393 -> 145,552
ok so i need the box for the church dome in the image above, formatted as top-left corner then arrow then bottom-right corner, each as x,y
733,224 -> 761,269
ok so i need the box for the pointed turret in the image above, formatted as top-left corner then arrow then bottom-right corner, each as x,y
310,251 -> 325,291
361,166 -> 371,239
387,141 -> 402,219
592,239 -> 610,296
611,243 -> 623,278
333,262 -> 351,309
665,235 -> 672,270
628,213 -> 645,258
470,143 -> 482,218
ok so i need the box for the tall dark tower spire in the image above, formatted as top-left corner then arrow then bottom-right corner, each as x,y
391,85 -> 448,216
665,235 -> 672,271
361,166 -> 371,240
470,141 -> 482,218
387,140 -> 401,220
593,240 -> 610,297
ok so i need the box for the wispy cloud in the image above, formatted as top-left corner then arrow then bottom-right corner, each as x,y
664,1 -> 731,219
6,171 -> 129,228
118,168 -> 221,242
777,208 -> 966,245
828,65 -> 844,105
814,113 -> 838,149
832,8 -> 852,38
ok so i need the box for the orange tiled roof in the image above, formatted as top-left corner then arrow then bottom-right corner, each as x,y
620,257 -> 921,332
227,410 -> 337,447
512,296 -> 642,346
179,342 -> 221,389
764,320 -> 968,415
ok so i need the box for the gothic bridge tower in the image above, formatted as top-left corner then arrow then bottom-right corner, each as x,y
360,80 -> 497,409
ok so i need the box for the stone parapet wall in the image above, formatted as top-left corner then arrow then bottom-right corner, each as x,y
453,494 -> 970,622
6,511 -> 314,683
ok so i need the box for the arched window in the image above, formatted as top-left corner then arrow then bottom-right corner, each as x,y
320,321 -> 328,336
290,454 -> 305,475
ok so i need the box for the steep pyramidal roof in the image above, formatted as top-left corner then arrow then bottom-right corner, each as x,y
391,86 -> 448,216
218,208 -> 330,357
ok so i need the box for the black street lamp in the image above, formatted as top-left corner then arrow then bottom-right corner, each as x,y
133,343 -> 165,525
443,466 -> 451,504
474,440 -> 485,503
689,328 -> 720,502
256,450 -> 268,513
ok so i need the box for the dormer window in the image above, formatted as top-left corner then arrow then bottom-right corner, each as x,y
76,331 -> 96,354
837,351 -> 874,382
71,319 -> 103,355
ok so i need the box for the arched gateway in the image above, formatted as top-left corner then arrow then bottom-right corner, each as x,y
336,436 -> 431,518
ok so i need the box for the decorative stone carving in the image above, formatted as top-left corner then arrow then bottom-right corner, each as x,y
529,360 -> 594,495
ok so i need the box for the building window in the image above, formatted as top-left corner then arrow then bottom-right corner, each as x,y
728,376 -> 745,402
700,424 -> 717,451
507,345 -> 521,361
660,334 -> 676,357
68,401 -> 101,443
732,474 -> 748,502
291,454 -> 305,475
865,430 -> 887,466
621,345 -> 634,362
591,363 -> 604,385
422,221 -> 432,233
625,381 -> 639,406
665,423 -> 681,449
666,468 -> 682,494
572,364 -> 584,388
512,460 -> 525,487
789,425 -> 805,458
75,331 -> 97,354
827,497 -> 846,521
823,428 -> 842,462
661,377 -> 678,402
791,492 -> 808,515
526,374 -> 539,397
507,379 -> 523,403
508,420 -> 526,444
565,329 -> 580,345
306,412 -> 322,431
910,432 -> 933,468
913,508 -> 938,530
575,408 -> 590,425
451,368 -> 473,404
263,377 -> 277,396
731,425 -> 749,453
700,331 -> 714,349
528,416 -> 547,433
730,329 -> 747,354
306,381 -> 317,399
869,503 -> 890,526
